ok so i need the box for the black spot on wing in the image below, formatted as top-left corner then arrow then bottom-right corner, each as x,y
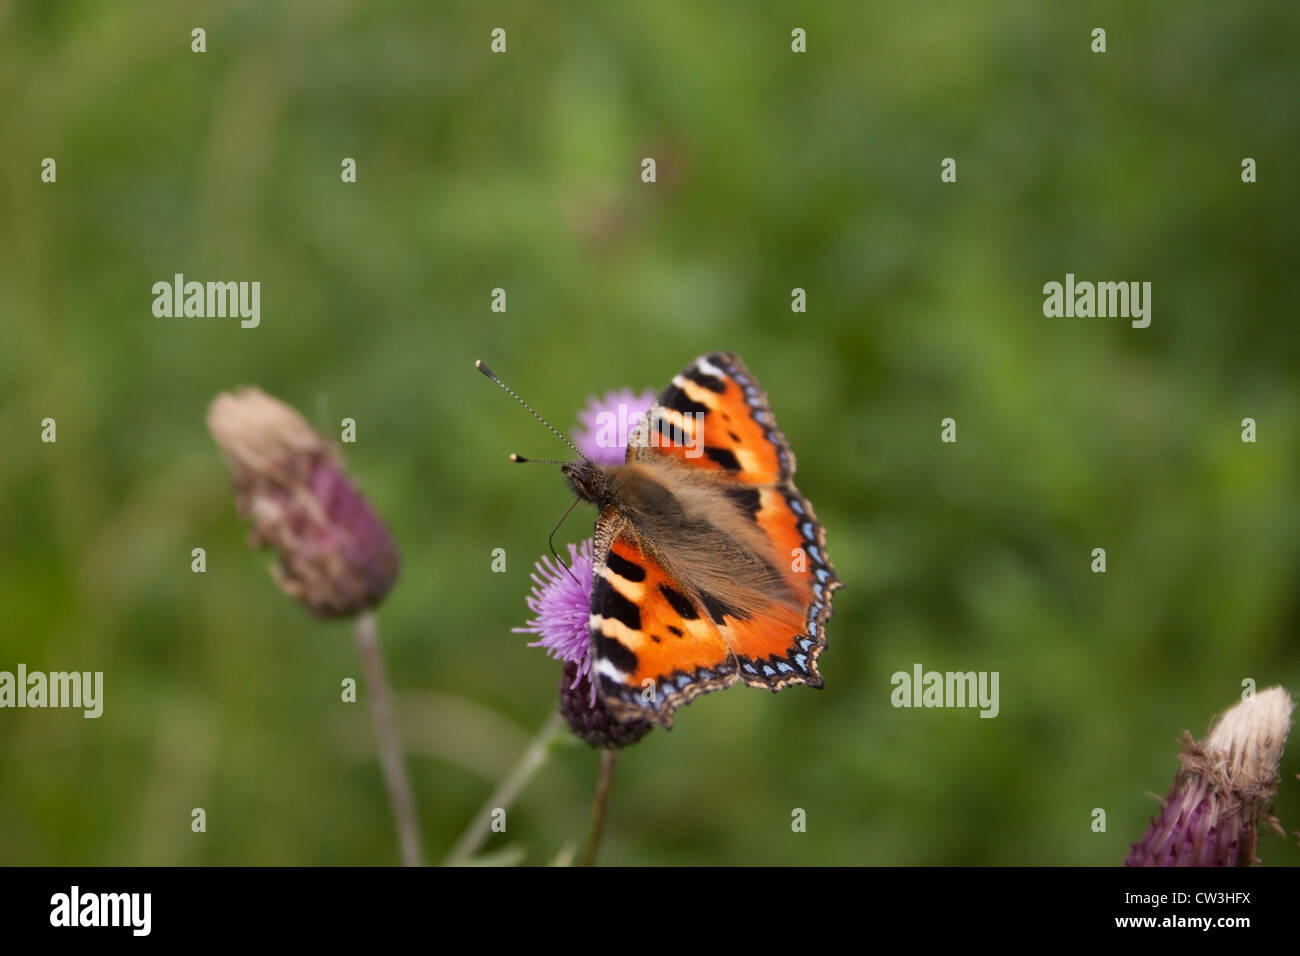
658,584 -> 699,620
684,367 -> 726,393
723,485 -> 761,521
593,576 -> 641,631
648,411 -> 688,449
659,386 -> 710,417
594,632 -> 638,673
604,550 -> 646,582
667,625 -> 683,637
700,590 -> 745,624
704,446 -> 742,471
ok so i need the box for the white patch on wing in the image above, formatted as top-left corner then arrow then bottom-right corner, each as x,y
696,357 -> 728,380
594,657 -> 629,683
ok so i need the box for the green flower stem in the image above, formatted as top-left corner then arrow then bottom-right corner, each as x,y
443,710 -> 566,866
354,610 -> 424,866
579,748 -> 620,867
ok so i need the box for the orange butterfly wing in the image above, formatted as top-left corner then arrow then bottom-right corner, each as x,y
591,353 -> 840,727
630,352 -> 792,484
590,516 -> 741,727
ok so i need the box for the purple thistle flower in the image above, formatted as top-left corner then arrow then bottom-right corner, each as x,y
514,540 -> 597,701
1126,687 -> 1293,866
512,385 -> 660,749
572,388 -> 656,466
514,538 -> 653,749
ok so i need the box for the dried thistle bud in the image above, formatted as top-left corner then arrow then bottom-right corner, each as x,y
206,387 -> 399,618
1126,687 -> 1293,866
559,660 -> 652,750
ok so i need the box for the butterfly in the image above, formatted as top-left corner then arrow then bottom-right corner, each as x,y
482,352 -> 840,728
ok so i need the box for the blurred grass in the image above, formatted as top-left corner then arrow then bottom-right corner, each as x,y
1,0 -> 1299,865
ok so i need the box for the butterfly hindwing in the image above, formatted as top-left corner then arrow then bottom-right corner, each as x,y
590,509 -> 739,728
589,353 -> 841,727
727,483 -> 837,692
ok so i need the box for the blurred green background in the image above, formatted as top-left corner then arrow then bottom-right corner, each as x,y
2,0 -> 1299,866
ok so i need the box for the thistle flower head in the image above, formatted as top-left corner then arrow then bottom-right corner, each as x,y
514,538 -> 651,748
514,540 -> 596,699
1126,687 -> 1294,867
206,387 -> 399,619
572,388 -> 656,466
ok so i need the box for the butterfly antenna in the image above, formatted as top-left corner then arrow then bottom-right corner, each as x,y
508,453 -> 567,465
476,360 -> 588,461
548,497 -> 583,586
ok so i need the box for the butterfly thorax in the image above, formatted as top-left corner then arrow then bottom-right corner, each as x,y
570,460 -> 802,617
564,461 -> 685,517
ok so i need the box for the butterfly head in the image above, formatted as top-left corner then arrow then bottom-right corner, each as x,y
561,459 -> 609,505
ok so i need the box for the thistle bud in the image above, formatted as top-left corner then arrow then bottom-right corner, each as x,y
559,660 -> 653,750
206,387 -> 399,618
1126,687 -> 1293,866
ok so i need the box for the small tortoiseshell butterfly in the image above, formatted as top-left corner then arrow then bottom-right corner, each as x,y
482,352 -> 840,728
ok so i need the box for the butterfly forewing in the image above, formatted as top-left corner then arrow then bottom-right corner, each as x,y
628,352 -> 794,484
